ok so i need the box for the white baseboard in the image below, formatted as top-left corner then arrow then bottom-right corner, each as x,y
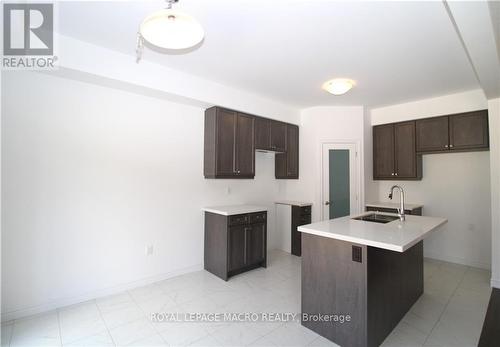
1,263 -> 203,323
491,278 -> 500,289
424,251 -> 491,270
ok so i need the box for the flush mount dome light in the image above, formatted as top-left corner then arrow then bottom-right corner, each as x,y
136,0 -> 204,62
322,78 -> 355,95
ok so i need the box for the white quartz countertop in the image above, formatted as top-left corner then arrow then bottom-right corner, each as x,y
202,205 -> 268,216
366,202 -> 423,210
298,212 -> 447,252
275,200 -> 313,207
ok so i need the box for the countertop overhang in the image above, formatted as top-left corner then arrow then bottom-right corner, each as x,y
275,200 -> 313,207
298,212 -> 447,252
202,205 -> 268,216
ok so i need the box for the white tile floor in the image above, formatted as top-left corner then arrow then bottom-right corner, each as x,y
1,250 -> 491,347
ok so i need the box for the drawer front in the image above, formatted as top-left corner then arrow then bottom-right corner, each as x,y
299,214 -> 311,225
300,206 -> 311,215
229,214 -> 250,226
249,212 -> 267,224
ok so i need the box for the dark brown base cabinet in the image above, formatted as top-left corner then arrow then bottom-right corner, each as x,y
291,205 -> 311,256
365,206 -> 422,216
204,211 -> 267,281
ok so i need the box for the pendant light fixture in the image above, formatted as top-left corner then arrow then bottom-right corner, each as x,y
136,0 -> 204,62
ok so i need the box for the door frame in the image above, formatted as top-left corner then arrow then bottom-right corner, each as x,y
320,141 -> 362,221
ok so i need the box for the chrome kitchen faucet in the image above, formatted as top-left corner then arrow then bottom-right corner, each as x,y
389,185 -> 406,221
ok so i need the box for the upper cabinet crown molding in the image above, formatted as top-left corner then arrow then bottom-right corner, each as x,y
374,109 -> 489,181
204,106 -> 299,179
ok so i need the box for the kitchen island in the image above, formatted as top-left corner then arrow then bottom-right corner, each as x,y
298,212 -> 447,347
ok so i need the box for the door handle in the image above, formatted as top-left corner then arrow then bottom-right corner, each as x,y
325,201 -> 333,206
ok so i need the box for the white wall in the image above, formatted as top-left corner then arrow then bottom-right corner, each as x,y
371,89 -> 487,125
284,106 -> 366,222
374,153 -> 491,269
1,71 -> 287,321
488,98 -> 500,287
55,34 -> 300,125
368,90 -> 492,269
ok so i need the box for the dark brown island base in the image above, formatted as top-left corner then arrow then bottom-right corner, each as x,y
298,212 -> 447,347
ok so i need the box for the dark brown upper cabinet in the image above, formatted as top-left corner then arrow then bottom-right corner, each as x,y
416,116 -> 449,152
394,122 -> 421,179
204,107 -> 255,178
449,111 -> 489,151
255,117 -> 271,150
373,121 -> 421,180
270,121 -> 287,152
276,124 -> 299,179
375,110 -> 488,180
416,110 -> 489,153
373,124 -> 395,179
205,106 -> 299,179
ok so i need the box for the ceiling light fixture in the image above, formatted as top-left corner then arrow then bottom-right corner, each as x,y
322,78 -> 355,95
136,0 -> 204,63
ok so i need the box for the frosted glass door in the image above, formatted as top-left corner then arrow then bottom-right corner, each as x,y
329,149 -> 351,219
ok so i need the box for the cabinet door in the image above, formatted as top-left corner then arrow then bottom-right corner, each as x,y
286,125 -> 299,178
373,124 -> 395,179
235,113 -> 255,177
246,223 -> 265,265
275,153 -> 287,179
228,225 -> 246,271
449,111 -> 489,150
394,121 -> 419,179
216,109 -> 237,176
255,117 -> 271,150
416,116 -> 449,152
291,206 -> 310,257
270,121 -> 287,152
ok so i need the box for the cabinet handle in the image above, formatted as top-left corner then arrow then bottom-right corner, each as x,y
449,144 -> 454,148
391,173 -> 395,176
395,173 -> 398,176
445,144 -> 449,148
244,228 -> 248,264
262,228 -> 265,259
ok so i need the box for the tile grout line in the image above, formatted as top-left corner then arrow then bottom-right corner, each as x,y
94,299 -> 117,347
126,289 -> 171,346
7,321 -> 14,347
56,310 -> 63,347
422,266 -> 470,346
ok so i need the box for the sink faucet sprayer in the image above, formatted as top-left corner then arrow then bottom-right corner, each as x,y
389,185 -> 406,221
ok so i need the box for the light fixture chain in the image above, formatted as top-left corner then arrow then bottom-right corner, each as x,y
136,33 -> 144,63
166,0 -> 179,10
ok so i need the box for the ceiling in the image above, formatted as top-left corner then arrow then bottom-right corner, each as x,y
58,0 -> 481,108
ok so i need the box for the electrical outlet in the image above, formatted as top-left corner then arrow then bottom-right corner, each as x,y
352,246 -> 362,263
146,244 -> 154,256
